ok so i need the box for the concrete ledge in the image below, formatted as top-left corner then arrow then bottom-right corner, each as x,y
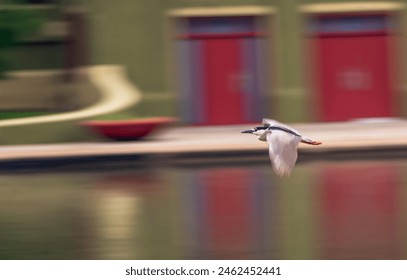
0,120 -> 406,167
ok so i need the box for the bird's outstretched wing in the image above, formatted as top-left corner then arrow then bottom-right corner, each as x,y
263,118 -> 322,145
262,118 -> 284,126
262,118 -> 301,135
266,130 -> 300,177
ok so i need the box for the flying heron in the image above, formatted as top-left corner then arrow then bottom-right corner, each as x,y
242,118 -> 321,177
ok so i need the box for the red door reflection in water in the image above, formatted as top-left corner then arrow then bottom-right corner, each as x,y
202,169 -> 254,258
321,164 -> 401,259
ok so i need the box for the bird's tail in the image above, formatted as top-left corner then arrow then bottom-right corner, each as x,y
301,137 -> 322,145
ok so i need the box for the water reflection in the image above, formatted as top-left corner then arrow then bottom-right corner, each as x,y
180,168 -> 276,259
320,163 -> 402,259
0,160 -> 406,259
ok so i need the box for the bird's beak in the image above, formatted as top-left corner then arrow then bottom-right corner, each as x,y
241,129 -> 254,134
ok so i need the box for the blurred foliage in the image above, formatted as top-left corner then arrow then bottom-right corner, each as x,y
0,0 -> 46,78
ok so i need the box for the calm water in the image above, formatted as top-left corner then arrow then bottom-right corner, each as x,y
0,158 -> 406,260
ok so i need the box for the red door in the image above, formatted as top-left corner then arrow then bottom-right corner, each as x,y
175,16 -> 268,125
311,15 -> 396,121
203,38 -> 245,124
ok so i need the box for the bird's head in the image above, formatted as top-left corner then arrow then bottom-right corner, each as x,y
242,125 -> 269,141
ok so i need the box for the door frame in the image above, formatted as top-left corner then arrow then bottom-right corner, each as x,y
165,6 -> 278,124
300,2 -> 406,121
